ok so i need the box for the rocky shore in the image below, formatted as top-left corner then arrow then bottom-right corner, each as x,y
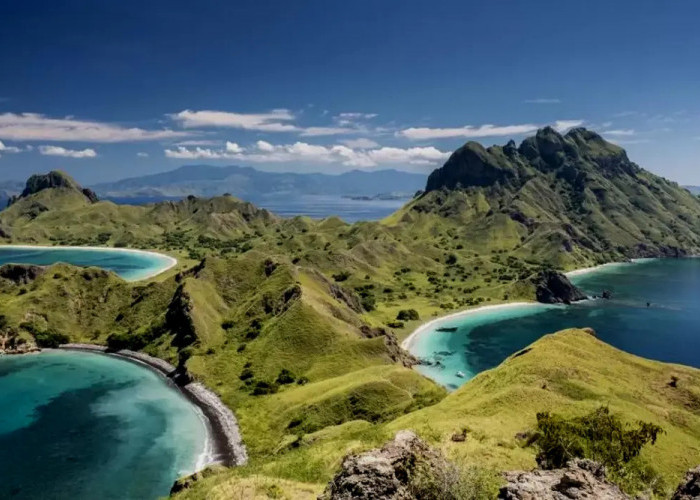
58,343 -> 247,467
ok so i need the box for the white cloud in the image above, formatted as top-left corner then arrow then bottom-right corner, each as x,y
164,140 -> 449,168
399,123 -> 541,140
171,109 -> 298,132
0,140 -> 21,154
164,146 -> 231,160
524,98 -> 561,104
137,152 -> 149,157
225,141 -> 243,153
0,112 -> 189,142
553,120 -> 585,132
39,145 -> 97,158
341,138 -> 380,149
602,129 -> 636,136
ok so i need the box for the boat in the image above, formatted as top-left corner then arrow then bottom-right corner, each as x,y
456,371 -> 465,378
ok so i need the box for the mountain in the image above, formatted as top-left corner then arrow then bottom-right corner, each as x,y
685,185 -> 700,195
398,127 -> 700,268
7,170 -> 99,206
90,165 -> 426,200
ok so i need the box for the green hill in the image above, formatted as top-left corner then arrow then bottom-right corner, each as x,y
2,129 -> 700,497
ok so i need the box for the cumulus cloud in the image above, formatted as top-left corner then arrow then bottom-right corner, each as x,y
171,109 -> 298,132
137,152 -> 149,157
0,113 -> 189,142
553,120 -> 585,132
39,145 -> 97,158
0,140 -> 21,154
299,126 -> 357,137
165,140 -> 449,168
175,139 -> 221,146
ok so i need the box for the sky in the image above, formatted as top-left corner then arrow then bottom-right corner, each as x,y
0,0 -> 699,185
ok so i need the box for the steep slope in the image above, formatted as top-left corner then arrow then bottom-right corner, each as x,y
400,127 -> 700,268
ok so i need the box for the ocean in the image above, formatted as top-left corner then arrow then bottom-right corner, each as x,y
408,258 -> 700,390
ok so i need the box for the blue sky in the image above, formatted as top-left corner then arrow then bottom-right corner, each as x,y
0,0 -> 699,184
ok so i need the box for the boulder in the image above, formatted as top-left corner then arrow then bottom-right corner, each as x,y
498,459 -> 629,499
320,430 -> 442,500
671,465 -> 700,499
532,270 -> 587,304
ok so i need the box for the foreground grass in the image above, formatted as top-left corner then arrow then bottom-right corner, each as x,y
171,328 -> 700,498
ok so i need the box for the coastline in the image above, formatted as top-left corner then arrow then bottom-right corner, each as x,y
0,244 -> 178,281
57,343 -> 247,469
402,258 -> 655,356
400,302 -> 537,352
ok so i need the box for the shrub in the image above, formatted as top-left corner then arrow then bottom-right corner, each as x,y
360,295 -> 376,312
252,380 -> 278,396
387,321 -> 405,329
33,328 -> 70,348
533,407 -> 663,470
276,368 -> 295,385
409,459 -> 501,500
397,309 -> 420,321
332,271 -> 351,282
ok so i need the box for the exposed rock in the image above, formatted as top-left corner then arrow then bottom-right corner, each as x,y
0,264 -> 46,284
329,283 -> 363,313
671,465 -> 700,499
499,459 -> 629,499
165,284 -> 197,351
8,170 -> 98,206
320,430 -> 442,500
532,270 -> 587,304
601,290 -> 613,300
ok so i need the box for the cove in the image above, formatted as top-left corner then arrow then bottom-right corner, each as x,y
406,258 -> 700,390
0,350 -> 209,500
0,245 -> 176,281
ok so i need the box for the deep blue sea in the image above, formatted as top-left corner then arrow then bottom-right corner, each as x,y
0,350 -> 208,500
0,246 -> 174,281
409,259 -> 700,390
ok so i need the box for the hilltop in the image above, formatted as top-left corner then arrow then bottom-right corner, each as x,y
2,128 -> 700,497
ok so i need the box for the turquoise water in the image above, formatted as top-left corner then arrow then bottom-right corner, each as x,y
0,246 -> 174,281
411,259 -> 700,390
0,350 -> 208,499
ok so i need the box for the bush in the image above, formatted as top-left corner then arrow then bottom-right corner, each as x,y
332,271 -> 351,282
276,368 -> 295,385
387,321 -> 405,329
360,295 -> 376,312
533,407 -> 663,470
409,459 -> 501,500
33,328 -> 70,348
397,309 -> 420,321
252,380 -> 278,396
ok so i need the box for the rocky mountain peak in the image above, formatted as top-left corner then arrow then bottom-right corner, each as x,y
424,127 -> 640,194
8,170 -> 98,206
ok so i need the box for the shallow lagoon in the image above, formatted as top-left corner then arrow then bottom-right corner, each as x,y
0,246 -> 175,281
409,259 -> 700,390
0,350 -> 208,500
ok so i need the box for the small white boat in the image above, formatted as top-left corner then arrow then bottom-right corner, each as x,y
456,371 -> 465,378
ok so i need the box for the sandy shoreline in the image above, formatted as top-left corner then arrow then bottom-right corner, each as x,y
400,302 -> 537,352
57,343 -> 247,469
402,258 -> 656,356
0,244 -> 177,281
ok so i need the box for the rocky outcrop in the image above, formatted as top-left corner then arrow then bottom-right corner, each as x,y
0,263 -> 46,284
320,430 -> 443,500
498,459 -> 628,499
532,270 -> 587,304
8,170 -> 98,206
165,284 -> 197,350
672,465 -> 700,499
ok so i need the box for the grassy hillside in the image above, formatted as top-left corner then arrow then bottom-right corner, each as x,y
171,329 -> 700,498
2,129 -> 700,497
